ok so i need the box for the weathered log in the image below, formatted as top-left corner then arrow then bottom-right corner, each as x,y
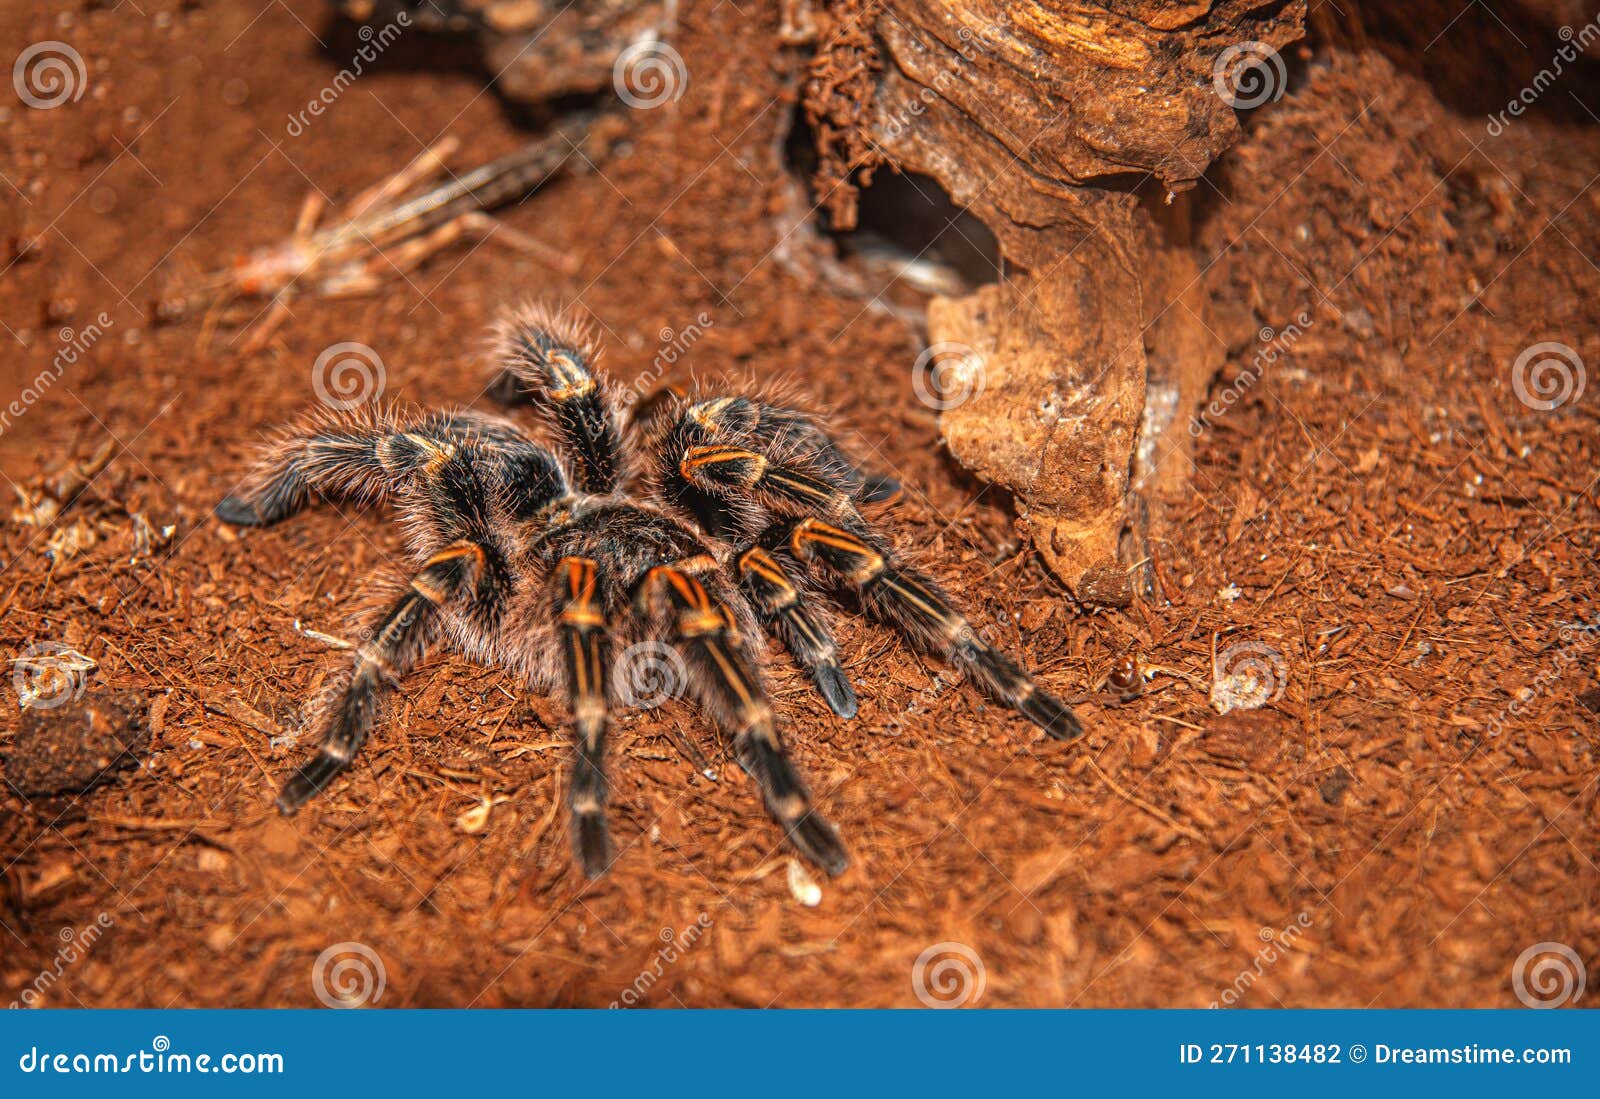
806,0 -> 1307,601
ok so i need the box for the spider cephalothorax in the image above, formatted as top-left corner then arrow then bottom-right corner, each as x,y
216,305 -> 1082,878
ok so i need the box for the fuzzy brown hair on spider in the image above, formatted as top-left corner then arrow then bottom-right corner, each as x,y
215,304 -> 1083,880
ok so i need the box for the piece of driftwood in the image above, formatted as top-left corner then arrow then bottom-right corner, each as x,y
805,0 -> 1307,602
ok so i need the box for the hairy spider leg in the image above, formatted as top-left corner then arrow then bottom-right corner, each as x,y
271,447 -> 520,812
638,563 -> 849,876
659,396 -> 1080,740
734,545 -> 858,719
215,409 -> 552,527
279,540 -> 490,812
678,444 -> 866,529
785,518 -> 1082,741
552,555 -> 616,878
749,404 -> 902,505
494,305 -> 621,494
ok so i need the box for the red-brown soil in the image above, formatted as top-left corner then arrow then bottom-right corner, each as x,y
1,2 -> 1596,1008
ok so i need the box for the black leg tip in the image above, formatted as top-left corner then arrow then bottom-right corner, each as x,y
1023,689 -> 1084,741
813,663 -> 859,720
215,494 -> 267,527
790,812 -> 850,877
277,754 -> 342,813
859,474 -> 903,505
574,812 -> 616,879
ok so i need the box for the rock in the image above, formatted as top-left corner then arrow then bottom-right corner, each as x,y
3,690 -> 151,797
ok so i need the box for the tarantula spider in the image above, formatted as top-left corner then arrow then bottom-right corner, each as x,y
217,305 -> 1082,878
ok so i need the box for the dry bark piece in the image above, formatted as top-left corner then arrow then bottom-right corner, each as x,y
823,0 -> 1306,598
3,690 -> 151,797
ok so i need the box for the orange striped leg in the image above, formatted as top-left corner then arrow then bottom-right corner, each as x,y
638,564 -> 849,875
677,445 -> 864,528
735,546 -> 857,718
787,519 -> 1082,741
278,541 -> 488,813
554,556 -> 614,878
